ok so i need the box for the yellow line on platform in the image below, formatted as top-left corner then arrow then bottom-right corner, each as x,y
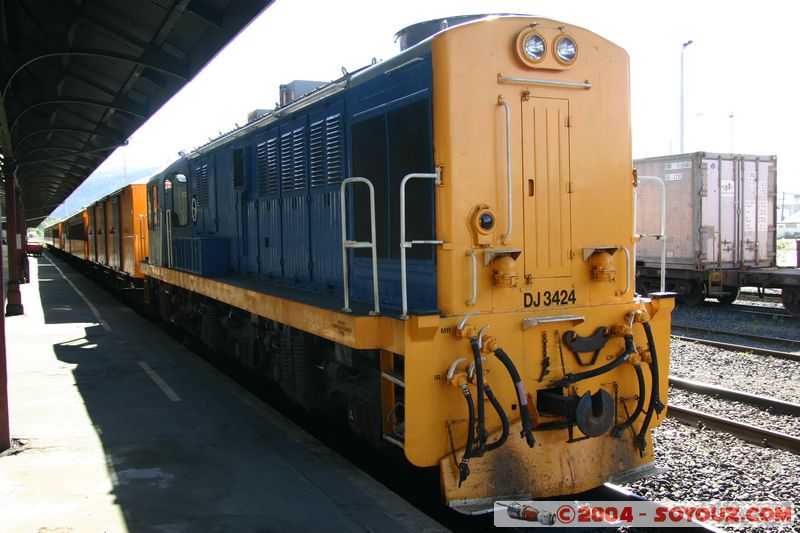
138,361 -> 182,402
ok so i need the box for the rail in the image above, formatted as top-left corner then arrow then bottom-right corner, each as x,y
669,376 -> 800,415
399,168 -> 442,319
340,178 -> 380,315
668,404 -> 800,454
671,330 -> 800,363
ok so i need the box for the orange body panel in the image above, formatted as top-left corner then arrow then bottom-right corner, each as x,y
96,202 -> 107,264
120,184 -> 149,278
105,197 -> 120,269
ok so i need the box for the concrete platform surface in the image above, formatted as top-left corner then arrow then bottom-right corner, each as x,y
0,254 -> 446,533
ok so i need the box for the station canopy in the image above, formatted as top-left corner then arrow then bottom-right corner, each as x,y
0,0 -> 272,225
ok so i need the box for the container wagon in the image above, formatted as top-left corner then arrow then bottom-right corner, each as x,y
634,152 -> 800,314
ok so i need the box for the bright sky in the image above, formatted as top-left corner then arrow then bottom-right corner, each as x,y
59,0 -> 799,216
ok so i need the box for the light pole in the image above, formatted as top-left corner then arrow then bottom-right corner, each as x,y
680,39 -> 693,153
729,112 -> 734,153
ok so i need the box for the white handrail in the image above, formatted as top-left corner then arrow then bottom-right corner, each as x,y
498,97 -> 513,244
635,175 -> 667,293
399,168 -> 442,319
498,75 -> 592,90
165,209 -> 173,268
340,178 -> 380,315
466,250 -> 477,306
617,246 -> 631,296
138,214 -> 146,262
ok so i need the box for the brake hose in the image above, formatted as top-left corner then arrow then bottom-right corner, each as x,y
635,321 -> 663,457
493,347 -> 535,448
484,383 -> 509,451
612,362 -> 645,437
551,334 -> 636,388
470,338 -> 489,455
457,383 -> 475,487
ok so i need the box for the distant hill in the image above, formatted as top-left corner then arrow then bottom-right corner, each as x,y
44,166 -> 159,224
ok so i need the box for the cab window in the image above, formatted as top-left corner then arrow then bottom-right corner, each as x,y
173,173 -> 189,226
149,185 -> 159,228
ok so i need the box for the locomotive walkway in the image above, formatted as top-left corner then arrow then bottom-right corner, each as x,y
0,253 -> 444,532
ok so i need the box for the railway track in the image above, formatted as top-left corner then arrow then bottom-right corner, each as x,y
668,376 -> 800,454
672,323 -> 800,350
671,334 -> 800,363
739,290 -> 783,302
710,303 -> 793,319
667,404 -> 800,455
669,376 -> 800,416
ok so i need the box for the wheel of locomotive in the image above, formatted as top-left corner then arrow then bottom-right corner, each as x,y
715,286 -> 740,306
678,281 -> 706,307
781,287 -> 800,316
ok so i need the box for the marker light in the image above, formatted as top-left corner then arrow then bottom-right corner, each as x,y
555,36 -> 577,64
479,212 -> 495,231
523,34 -> 546,62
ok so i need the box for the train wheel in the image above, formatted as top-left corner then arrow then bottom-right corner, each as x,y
715,286 -> 739,306
781,287 -> 800,316
678,281 -> 706,307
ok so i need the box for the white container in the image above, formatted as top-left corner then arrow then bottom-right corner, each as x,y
634,152 -> 777,271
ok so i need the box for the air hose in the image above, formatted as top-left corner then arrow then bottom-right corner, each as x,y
612,362 -> 646,437
457,383 -> 476,487
551,334 -> 636,388
484,383 -> 509,451
635,321 -> 664,457
493,347 -> 535,448
470,338 -> 489,456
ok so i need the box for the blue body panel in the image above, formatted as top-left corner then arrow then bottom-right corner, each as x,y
147,50 -> 438,316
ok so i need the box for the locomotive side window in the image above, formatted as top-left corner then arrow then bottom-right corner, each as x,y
149,185 -> 159,228
173,173 -> 189,226
233,148 -> 245,188
350,98 -> 434,260
388,99 -> 433,260
351,115 -> 389,258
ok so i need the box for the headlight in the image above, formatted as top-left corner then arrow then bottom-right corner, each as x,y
555,35 -> 577,64
523,34 -> 546,62
479,212 -> 495,231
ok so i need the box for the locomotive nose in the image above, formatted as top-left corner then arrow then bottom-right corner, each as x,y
575,389 -> 615,437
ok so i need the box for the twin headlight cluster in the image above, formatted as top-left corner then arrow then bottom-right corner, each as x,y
517,29 -> 578,66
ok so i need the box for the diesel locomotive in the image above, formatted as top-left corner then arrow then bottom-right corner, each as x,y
45,15 -> 675,513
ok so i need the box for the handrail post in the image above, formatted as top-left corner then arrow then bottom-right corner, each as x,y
400,168 -> 442,319
340,178 -> 380,315
498,97 -> 513,244
635,175 -> 667,293
466,250 -> 477,306
166,209 -> 173,268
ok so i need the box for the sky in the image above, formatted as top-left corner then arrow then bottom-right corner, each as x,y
54,0 -> 800,217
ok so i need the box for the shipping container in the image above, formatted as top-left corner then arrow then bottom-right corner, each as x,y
634,152 -> 777,303
635,152 -> 777,269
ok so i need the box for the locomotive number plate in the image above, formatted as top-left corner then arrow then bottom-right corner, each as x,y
524,289 -> 576,308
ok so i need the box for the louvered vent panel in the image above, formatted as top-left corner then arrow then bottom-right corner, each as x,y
292,127 -> 306,191
309,120 -> 325,187
256,142 -> 268,195
280,132 -> 294,193
197,163 -> 209,208
266,137 -> 279,196
325,114 -> 342,184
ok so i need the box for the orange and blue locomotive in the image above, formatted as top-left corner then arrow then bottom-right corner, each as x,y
49,15 -> 675,513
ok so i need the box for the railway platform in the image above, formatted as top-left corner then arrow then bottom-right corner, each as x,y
0,253 -> 445,532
